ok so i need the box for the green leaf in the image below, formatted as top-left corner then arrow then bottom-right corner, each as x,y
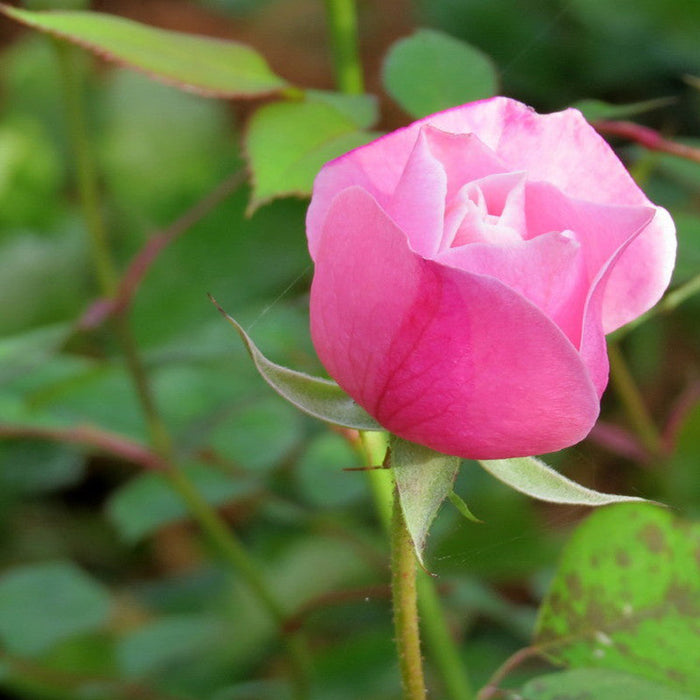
296,432 -> 365,507
211,298 -> 382,431
382,28 -> 498,119
478,456 -> 648,506
391,437 -> 460,567
117,614 -> 226,678
535,504 -> 700,695
0,4 -> 287,98
304,90 -> 380,129
0,440 -> 85,496
573,97 -> 673,122
209,397 -> 304,472
107,464 -> 259,543
0,561 -> 111,656
245,98 -> 380,211
520,668 -> 698,700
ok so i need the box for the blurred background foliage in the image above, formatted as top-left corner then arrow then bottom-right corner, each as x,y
0,0 -> 698,698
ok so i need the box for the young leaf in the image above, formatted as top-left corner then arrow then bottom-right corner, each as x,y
520,668 -> 697,700
211,298 -> 382,431
391,437 -> 460,568
535,504 -> 700,695
478,456 -> 648,506
245,98 -> 380,211
382,29 -> 498,119
0,4 -> 288,98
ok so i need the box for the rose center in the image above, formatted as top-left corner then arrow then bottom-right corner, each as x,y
441,171 -> 527,251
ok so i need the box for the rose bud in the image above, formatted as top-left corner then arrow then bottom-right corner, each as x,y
306,97 -> 676,459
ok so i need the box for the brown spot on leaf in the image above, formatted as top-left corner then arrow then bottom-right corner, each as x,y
566,573 -> 583,598
666,668 -> 687,685
637,523 -> 666,552
667,583 -> 700,616
615,549 -> 631,567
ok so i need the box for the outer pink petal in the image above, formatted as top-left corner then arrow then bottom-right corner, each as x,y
437,230 -> 587,347
310,187 -> 600,459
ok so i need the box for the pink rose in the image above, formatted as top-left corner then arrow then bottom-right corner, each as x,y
306,97 -> 675,459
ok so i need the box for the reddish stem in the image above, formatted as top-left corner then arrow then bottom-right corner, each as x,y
0,422 -> 165,470
79,171 -> 244,329
594,120 -> 700,164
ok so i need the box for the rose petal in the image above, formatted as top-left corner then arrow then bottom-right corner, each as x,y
419,125 -> 509,201
385,128 -> 447,257
602,206 -> 675,332
308,97 -> 675,330
424,98 -> 676,331
446,171 -> 527,248
310,187 -> 600,459
524,182 -> 656,335
436,230 -> 588,346
306,121 -> 508,260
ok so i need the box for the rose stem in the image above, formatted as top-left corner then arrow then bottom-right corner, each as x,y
608,342 -> 664,459
392,483 -> 428,700
53,38 -> 312,699
323,0 -> 364,94
360,433 -> 475,700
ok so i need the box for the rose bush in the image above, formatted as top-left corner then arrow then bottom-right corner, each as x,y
306,97 -> 676,459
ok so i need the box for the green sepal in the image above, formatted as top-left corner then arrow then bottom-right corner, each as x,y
448,490 -> 483,524
391,437 -> 460,568
478,456 -> 650,506
211,297 -> 381,432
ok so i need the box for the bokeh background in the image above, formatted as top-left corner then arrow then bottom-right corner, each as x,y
0,1 -> 698,698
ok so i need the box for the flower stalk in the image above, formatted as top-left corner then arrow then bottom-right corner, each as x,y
391,487 -> 427,700
359,433 -> 475,700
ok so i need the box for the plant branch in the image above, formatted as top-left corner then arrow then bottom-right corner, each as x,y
594,119 -> 700,163
54,40 -> 118,295
323,0 -> 364,94
477,646 -> 541,700
0,422 -> 165,470
608,342 -> 664,459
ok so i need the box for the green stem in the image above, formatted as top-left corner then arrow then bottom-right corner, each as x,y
391,487 -> 427,700
359,433 -> 474,699
54,40 -> 118,295
416,573 -> 474,700
323,0 -> 364,94
608,342 -> 664,458
54,37 -> 311,699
